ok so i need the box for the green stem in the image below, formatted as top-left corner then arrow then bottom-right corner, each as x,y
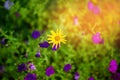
54,51 -> 58,61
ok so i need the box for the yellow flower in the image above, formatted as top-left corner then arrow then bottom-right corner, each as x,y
47,29 -> 66,48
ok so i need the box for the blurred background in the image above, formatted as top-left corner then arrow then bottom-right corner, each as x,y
0,0 -> 120,80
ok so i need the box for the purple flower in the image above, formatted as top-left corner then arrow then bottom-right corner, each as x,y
88,1 -> 100,14
39,41 -> 50,48
88,1 -> 94,10
46,66 -> 55,76
92,32 -> 104,44
1,38 -> 5,44
0,65 -> 5,73
24,73 -> 36,80
4,0 -> 14,10
31,30 -> 40,39
15,12 -> 20,17
17,63 -> 27,72
35,51 -> 40,57
88,77 -> 94,80
74,72 -> 80,80
108,60 -> 118,73
1,38 -> 7,44
52,44 -> 60,51
111,72 -> 120,80
29,63 -> 36,70
64,64 -> 72,72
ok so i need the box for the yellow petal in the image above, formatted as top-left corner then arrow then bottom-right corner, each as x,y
52,43 -> 56,48
47,35 -> 53,37
48,41 -> 53,43
50,31 -> 56,35
56,29 -> 59,33
48,38 -> 53,40
61,35 -> 66,38
61,39 -> 66,43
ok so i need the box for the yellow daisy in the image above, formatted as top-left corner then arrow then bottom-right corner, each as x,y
47,29 -> 66,48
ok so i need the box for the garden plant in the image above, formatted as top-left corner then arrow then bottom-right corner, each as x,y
0,0 -> 120,80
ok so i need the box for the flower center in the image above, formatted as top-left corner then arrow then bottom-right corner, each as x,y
55,36 -> 60,41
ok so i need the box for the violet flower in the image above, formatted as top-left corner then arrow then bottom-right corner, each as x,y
46,66 -> 55,76
4,0 -> 14,10
64,64 -> 72,72
88,1 -> 100,14
92,32 -> 104,44
24,73 -> 36,80
74,72 -> 80,80
29,65 -> 36,70
31,30 -> 40,39
39,41 -> 50,48
1,38 -> 8,45
52,44 -> 60,51
108,60 -> 118,73
0,65 -> 5,73
35,51 -> 40,58
17,63 -> 27,72
88,77 -> 94,80
111,72 -> 120,80
27,61 -> 36,70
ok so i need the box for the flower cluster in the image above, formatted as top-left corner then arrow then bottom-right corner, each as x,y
1,0 -> 120,79
88,1 -> 100,14
45,64 -> 80,80
17,29 -> 107,79
108,59 -> 120,80
17,29 -> 67,79
92,32 -> 104,44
